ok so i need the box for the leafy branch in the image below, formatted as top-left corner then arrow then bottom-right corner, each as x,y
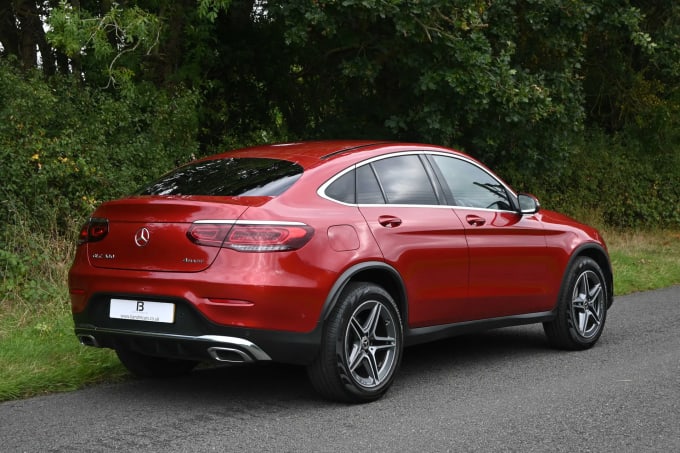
47,1 -> 161,88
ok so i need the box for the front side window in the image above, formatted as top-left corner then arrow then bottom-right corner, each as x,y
139,158 -> 303,196
431,155 -> 513,210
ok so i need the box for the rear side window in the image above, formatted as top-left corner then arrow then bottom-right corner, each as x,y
323,155 -> 439,205
356,164 -> 385,204
371,155 -> 438,205
325,170 -> 356,204
139,158 -> 303,196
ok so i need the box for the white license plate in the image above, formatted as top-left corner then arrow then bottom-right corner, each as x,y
109,299 -> 175,323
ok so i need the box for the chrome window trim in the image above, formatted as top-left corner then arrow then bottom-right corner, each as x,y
317,150 -> 518,209
317,165 -> 357,205
358,204 -> 517,213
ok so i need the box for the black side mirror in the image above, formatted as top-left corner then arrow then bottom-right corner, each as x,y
518,193 -> 541,214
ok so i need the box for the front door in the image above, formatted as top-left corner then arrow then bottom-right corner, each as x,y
428,154 -> 556,319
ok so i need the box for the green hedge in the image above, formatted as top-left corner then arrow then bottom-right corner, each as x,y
503,130 -> 680,229
0,60 -> 201,301
1,58 -> 678,266
0,59 -> 200,232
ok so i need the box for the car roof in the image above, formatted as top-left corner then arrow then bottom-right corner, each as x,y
207,140 -> 466,170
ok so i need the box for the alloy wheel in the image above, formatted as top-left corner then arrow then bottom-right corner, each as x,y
570,270 -> 605,339
344,299 -> 398,388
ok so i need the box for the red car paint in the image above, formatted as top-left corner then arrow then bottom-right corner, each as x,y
68,141 -> 613,401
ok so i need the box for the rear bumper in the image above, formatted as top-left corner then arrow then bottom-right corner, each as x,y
68,250 -> 333,333
73,295 -> 322,365
76,327 -> 273,363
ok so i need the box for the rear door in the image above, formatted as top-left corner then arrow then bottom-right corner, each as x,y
355,154 -> 470,328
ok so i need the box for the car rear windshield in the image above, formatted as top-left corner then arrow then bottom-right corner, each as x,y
139,157 -> 303,196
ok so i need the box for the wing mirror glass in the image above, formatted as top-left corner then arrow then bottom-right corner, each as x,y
518,193 -> 540,214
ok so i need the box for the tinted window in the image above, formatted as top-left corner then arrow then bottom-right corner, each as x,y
325,170 -> 355,204
371,155 -> 438,205
357,164 -> 385,204
139,158 -> 303,196
431,155 -> 512,210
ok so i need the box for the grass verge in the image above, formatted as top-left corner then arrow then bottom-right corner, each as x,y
605,229 -> 680,295
1,228 -> 679,402
0,307 -> 126,401
0,216 -> 128,402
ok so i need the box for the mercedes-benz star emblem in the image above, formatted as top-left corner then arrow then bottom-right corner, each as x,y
134,227 -> 150,247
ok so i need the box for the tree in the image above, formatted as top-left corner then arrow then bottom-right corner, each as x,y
0,0 -> 60,73
257,0 -> 591,169
7,0 -> 680,166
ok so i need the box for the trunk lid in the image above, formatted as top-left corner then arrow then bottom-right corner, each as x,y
86,196 -> 268,272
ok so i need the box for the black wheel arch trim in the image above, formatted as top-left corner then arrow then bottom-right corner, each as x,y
318,261 -> 408,323
562,242 -> 614,309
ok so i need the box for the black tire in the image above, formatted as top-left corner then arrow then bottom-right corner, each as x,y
115,348 -> 198,378
544,256 -> 608,350
307,282 -> 403,403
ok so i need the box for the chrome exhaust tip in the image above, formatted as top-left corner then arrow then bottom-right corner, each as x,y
208,347 -> 253,363
78,335 -> 99,347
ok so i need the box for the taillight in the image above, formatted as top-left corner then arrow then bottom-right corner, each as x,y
186,223 -> 232,247
187,222 -> 314,252
227,224 -> 314,252
77,218 -> 109,245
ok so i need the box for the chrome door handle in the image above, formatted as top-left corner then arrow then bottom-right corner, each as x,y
378,215 -> 403,228
466,215 -> 486,226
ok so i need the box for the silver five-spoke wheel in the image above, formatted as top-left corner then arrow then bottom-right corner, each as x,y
570,270 -> 605,339
307,282 -> 403,403
544,256 -> 609,350
345,300 -> 398,389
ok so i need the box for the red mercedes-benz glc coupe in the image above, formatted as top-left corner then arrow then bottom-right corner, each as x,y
69,141 -> 613,402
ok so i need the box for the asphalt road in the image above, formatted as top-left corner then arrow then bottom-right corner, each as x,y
2,286 -> 679,452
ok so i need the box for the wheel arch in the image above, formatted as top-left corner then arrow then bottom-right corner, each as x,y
320,261 -> 408,324
564,243 -> 614,308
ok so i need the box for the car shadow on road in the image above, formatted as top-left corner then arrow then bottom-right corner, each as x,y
97,324 -> 552,407
401,324 -> 550,370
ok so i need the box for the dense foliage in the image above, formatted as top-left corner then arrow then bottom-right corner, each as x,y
0,59 -> 200,226
1,1 -> 679,295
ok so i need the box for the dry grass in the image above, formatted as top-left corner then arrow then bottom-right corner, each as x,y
604,229 -> 680,295
0,214 -> 76,322
0,216 -> 126,401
